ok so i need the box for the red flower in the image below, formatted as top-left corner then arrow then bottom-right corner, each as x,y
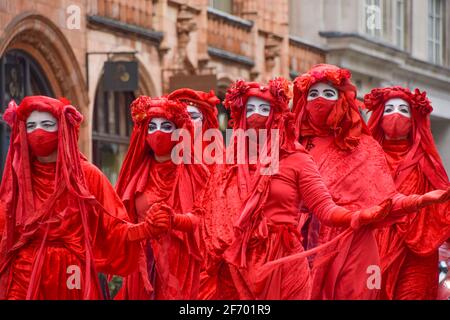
412,89 -> 433,115
269,77 -> 292,105
3,100 -> 18,127
131,96 -> 152,124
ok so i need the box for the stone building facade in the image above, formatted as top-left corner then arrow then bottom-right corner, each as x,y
0,0 -> 325,182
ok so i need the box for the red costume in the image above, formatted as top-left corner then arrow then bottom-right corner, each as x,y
115,96 -> 209,300
293,64 -> 449,299
0,96 -> 165,300
201,78 -> 390,300
365,87 -> 450,299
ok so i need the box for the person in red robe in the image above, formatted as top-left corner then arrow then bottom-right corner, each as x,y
0,96 -> 170,300
115,96 -> 210,300
198,80 -> 287,299
364,86 -> 450,299
292,64 -> 450,299
219,77 -> 396,300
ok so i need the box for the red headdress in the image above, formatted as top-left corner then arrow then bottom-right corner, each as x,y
0,96 -> 104,299
168,89 -> 220,131
365,86 -> 448,189
293,64 -> 369,151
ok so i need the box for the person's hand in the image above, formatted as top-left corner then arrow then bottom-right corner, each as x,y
127,203 -> 173,241
419,187 -> 450,208
351,199 -> 393,229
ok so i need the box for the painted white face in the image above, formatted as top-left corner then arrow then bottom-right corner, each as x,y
148,117 -> 176,134
307,82 -> 339,101
383,98 -> 411,118
246,96 -> 271,118
187,105 -> 204,123
26,111 -> 58,133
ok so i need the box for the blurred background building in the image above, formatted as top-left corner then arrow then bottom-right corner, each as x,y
0,0 -> 448,183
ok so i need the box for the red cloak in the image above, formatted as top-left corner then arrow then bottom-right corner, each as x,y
0,96 -> 140,300
365,86 -> 450,299
293,65 -> 407,299
115,96 -> 209,300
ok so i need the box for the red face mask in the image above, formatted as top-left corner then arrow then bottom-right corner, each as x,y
247,114 -> 268,130
27,129 -> 59,157
305,97 -> 336,128
381,114 -> 412,139
146,131 -> 178,156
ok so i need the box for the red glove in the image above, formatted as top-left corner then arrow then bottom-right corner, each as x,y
172,213 -> 199,232
127,203 -> 172,241
326,199 -> 392,229
351,199 -> 393,229
394,187 -> 450,214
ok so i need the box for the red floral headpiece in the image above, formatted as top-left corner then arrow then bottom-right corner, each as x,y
364,86 -> 433,115
294,64 -> 353,96
224,77 -> 292,124
130,95 -> 191,130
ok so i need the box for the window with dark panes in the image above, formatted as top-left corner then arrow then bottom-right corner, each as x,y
0,49 -> 53,178
92,76 -> 134,185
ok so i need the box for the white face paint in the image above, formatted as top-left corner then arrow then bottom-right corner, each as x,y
26,111 -> 58,133
383,98 -> 411,118
187,105 -> 204,123
307,82 -> 339,101
246,96 -> 271,118
148,117 -> 176,134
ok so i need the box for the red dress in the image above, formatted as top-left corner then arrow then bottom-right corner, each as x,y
0,159 -> 140,300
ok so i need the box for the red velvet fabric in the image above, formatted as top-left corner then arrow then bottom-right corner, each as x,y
0,96 -> 139,300
115,96 -> 209,300
365,87 -> 450,300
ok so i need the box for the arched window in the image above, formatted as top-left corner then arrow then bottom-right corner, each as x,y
92,76 -> 134,185
0,49 -> 53,176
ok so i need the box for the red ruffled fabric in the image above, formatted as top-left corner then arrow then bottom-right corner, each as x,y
0,96 -> 139,300
365,87 -> 450,299
115,96 -> 209,300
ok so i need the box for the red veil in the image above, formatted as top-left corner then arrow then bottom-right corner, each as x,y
115,96 -> 209,299
365,87 -> 450,299
0,96 -> 136,299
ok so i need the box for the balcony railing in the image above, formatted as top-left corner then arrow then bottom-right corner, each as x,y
289,36 -> 325,79
88,0 -> 153,29
207,7 -> 254,65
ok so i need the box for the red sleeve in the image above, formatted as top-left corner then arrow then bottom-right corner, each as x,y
82,162 -> 141,276
295,153 -> 353,227
0,201 -> 5,239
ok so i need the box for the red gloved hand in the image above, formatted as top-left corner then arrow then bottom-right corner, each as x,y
172,213 -> 199,232
127,203 -> 172,241
351,199 -> 393,229
418,187 -> 450,208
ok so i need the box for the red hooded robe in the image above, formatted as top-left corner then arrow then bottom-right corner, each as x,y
0,96 -> 140,300
365,86 -> 450,299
